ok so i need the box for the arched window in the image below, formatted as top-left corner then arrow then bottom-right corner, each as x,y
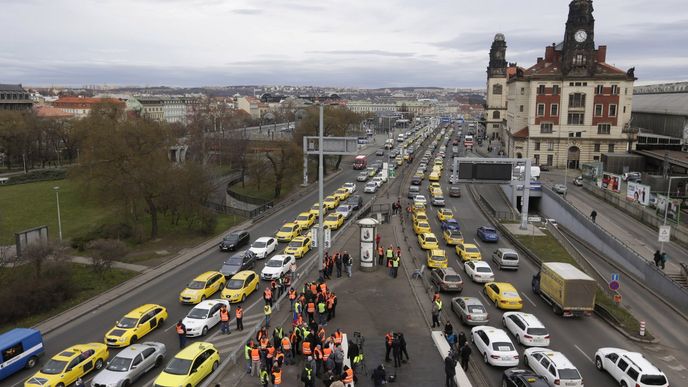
492,111 -> 500,119
492,84 -> 503,95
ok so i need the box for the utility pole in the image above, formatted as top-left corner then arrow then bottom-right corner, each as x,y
317,104 -> 325,273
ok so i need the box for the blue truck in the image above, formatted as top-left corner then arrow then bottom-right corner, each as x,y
0,328 -> 45,380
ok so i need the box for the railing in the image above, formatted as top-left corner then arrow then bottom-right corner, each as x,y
205,200 -> 274,219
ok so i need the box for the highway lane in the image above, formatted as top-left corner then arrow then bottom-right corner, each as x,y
403,140 -> 637,386
6,131 -> 410,387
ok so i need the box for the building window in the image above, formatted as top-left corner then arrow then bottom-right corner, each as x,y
540,123 -> 553,133
493,124 -> 499,128
537,104 -> 545,116
593,155 -> 600,161
520,87 -> 525,95
550,104 -> 559,116
611,85 -> 619,95
568,93 -> 586,108
623,106 -> 626,113
537,85 -> 546,95
567,113 -> 585,125
594,143 -> 601,152
547,141 -> 554,151
594,104 -> 604,117
492,84 -> 503,95
534,154 -> 540,165
609,104 -> 617,117
608,143 -> 615,152
492,111 -> 500,119
547,155 -> 554,165
595,85 -> 604,95
625,88 -> 628,95
519,105 -> 524,112
573,54 -> 586,66
569,82 -> 574,86
552,85 -> 560,95
598,124 -> 611,134
534,142 -> 541,151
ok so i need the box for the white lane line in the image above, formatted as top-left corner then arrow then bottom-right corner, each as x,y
473,239 -> 482,249
521,293 -> 538,308
574,344 -> 593,364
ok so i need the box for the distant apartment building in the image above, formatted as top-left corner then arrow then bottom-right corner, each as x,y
346,100 -> 439,115
236,96 -> 269,119
136,96 -> 165,121
52,96 -> 126,118
0,84 -> 33,111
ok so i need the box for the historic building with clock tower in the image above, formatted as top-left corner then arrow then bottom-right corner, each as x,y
499,0 -> 637,168
485,34 -> 517,140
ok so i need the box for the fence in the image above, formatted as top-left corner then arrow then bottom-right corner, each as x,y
206,200 -> 274,219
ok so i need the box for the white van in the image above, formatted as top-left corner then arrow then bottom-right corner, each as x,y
397,134 -> 404,142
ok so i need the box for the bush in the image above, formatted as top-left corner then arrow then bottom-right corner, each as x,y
71,223 -> 133,251
8,169 -> 67,185
199,210 -> 218,236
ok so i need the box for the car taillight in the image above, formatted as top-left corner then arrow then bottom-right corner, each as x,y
514,355 -> 519,359
524,335 -> 533,339
554,380 -> 560,385
466,315 -> 472,320
490,355 -> 500,359
544,335 -> 550,339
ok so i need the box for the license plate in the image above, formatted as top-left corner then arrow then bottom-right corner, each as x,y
509,301 -> 517,305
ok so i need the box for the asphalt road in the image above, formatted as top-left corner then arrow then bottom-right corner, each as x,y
6,130 -> 413,387
401,142 -> 645,386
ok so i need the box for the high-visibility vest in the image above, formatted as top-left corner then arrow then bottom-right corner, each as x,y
343,368 -> 354,383
264,305 -> 272,315
353,353 -> 364,364
334,331 -> 343,344
310,283 -> 317,294
266,346 -> 275,359
318,302 -> 326,314
251,348 -> 260,361
176,325 -> 185,334
244,344 -> 251,359
289,290 -> 297,300
317,328 -> 326,342
392,258 -> 399,267
294,302 -> 301,313
314,347 -> 322,360
275,327 -> 284,339
260,369 -> 269,383
260,338 -> 269,349
307,302 -> 315,313
220,309 -> 229,321
264,289 -> 272,299
319,283 -> 327,293
386,248 -> 393,258
302,341 -> 312,355
303,368 -> 313,381
281,337 -> 291,350
236,308 -> 243,319
386,333 -> 394,345
435,300 -> 443,311
322,347 -> 332,361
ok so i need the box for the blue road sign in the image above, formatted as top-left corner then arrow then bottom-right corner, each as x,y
609,280 -> 620,291
611,273 -> 620,281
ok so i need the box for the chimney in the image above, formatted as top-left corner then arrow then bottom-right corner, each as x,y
537,57 -> 543,64
545,46 -> 554,62
597,45 -> 607,62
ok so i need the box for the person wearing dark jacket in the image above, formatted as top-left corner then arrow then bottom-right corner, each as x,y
443,321 -> 453,337
444,355 -> 457,387
457,331 -> 467,350
392,334 -> 403,368
459,342 -> 472,371
398,332 -> 409,361
371,364 -> 387,386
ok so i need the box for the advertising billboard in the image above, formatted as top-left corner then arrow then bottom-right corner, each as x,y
626,182 -> 650,206
601,172 -> 621,193
656,195 -> 682,222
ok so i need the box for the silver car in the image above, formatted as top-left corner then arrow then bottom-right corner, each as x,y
92,342 -> 166,387
451,297 -> 489,326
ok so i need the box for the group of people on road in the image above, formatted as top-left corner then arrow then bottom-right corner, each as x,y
443,321 -> 472,387
375,241 -> 401,278
321,250 -> 354,279
653,250 -> 670,270
383,330 -> 410,368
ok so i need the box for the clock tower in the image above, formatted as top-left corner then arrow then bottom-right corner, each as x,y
561,0 -> 596,76
487,33 -> 507,77
485,33 -> 509,139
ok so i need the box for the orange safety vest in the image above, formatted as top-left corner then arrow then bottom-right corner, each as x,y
260,337 -> 269,349
385,333 -> 394,345
302,341 -> 312,355
251,348 -> 260,361
334,331 -> 343,344
307,302 -> 315,313
264,289 -> 272,299
288,290 -> 297,300
322,347 -> 332,361
310,283 -> 317,294
319,283 -> 327,293
220,309 -> 229,322
343,368 -> 354,383
318,328 -> 326,342
236,308 -> 243,319
378,246 -> 384,255
266,346 -> 275,359
272,370 -> 282,384
314,347 -> 322,360
176,325 -> 185,334
281,337 -> 291,350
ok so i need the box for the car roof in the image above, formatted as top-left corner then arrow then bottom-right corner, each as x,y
528,348 -> 576,368
469,260 -> 491,268
282,222 -> 297,227
463,243 -> 478,248
124,304 -> 161,318
254,237 -> 274,242
231,270 -> 256,280
194,271 -> 221,281
192,299 -> 227,309
438,267 -> 458,275
473,326 -> 511,341
422,232 -> 436,238
291,236 -> 307,242
430,249 -> 446,255
506,312 -> 544,327
114,343 -> 161,358
621,351 -> 664,374
497,248 -> 517,254
174,342 -> 216,360
271,254 -> 293,261
480,226 -> 496,231
297,212 -> 311,217
491,282 -> 517,291
456,297 -> 483,306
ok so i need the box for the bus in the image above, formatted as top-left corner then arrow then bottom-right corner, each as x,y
353,155 -> 368,170
0,328 -> 44,380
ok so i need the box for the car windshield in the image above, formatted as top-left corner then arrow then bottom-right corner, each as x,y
467,305 -> 485,313
492,342 -> 515,351
280,226 -> 294,233
466,247 -> 479,253
267,259 -> 284,268
187,308 -> 209,319
226,257 -> 242,266
426,236 -> 437,243
117,317 -> 138,328
106,356 -> 133,372
224,235 -> 239,243
252,241 -> 266,248
227,279 -> 244,289
444,275 -> 461,282
526,327 -> 548,335
297,215 -> 309,221
503,254 -> 518,261
288,240 -> 303,248
187,280 -> 205,290
449,231 -> 461,237
164,358 -> 192,375
640,375 -> 668,385
558,369 -> 582,380
477,267 -> 492,273
326,215 -> 338,221
40,359 -> 67,374
482,228 -> 496,233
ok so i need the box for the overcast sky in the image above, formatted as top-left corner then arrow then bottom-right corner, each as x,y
1,0 -> 686,88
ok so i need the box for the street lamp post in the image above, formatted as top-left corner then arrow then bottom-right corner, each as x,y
53,186 -> 63,241
317,104 -> 325,274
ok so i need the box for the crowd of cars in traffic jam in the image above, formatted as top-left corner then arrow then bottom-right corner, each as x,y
409,123 -> 669,387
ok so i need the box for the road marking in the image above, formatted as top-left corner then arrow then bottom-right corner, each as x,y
473,239 -> 482,249
521,293 -> 538,307
574,345 -> 593,363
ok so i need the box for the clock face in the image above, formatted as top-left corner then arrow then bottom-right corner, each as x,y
574,30 -> 587,43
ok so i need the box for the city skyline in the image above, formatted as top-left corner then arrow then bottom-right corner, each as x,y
2,0 -> 686,88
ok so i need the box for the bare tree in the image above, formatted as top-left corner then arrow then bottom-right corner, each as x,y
87,239 -> 129,275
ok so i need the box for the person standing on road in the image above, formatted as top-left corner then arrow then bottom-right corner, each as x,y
264,287 -> 273,307
457,331 -> 467,350
235,305 -> 244,331
653,250 -> 661,267
392,334 -> 403,368
459,342 -> 472,371
399,332 -> 409,362
444,354 -> 457,387
431,298 -> 442,327
264,304 -> 272,328
660,252 -> 668,270
590,210 -> 597,223
244,340 -> 254,374
384,331 -> 394,362
376,233 -> 381,249
175,320 -> 187,349
372,364 -> 387,387
335,253 -> 343,278
377,245 -> 384,266
251,344 -> 262,376
260,365 -> 270,387
219,304 -> 231,334
343,251 -> 353,278
301,362 -> 315,387
386,245 -> 394,267
392,255 -> 400,278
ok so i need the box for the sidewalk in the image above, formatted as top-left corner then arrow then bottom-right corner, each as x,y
69,256 -> 150,273
217,219 -> 445,386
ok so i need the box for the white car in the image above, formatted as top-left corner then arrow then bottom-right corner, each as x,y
470,326 -> 519,367
261,254 -> 296,280
524,348 -> 584,387
249,237 -> 278,259
364,182 -> 378,193
371,176 -> 384,187
595,348 -> 669,387
502,312 -> 550,347
182,299 -> 230,337
414,195 -> 427,206
464,261 -> 495,283
336,204 -> 354,219
342,182 -> 357,194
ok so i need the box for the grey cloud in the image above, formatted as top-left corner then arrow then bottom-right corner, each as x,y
306,50 -> 416,58
232,9 -> 262,15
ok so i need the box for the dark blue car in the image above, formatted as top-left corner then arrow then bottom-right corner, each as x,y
441,219 -> 460,232
477,226 -> 499,242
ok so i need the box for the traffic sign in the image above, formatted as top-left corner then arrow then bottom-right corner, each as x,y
609,280 -> 620,291
613,294 -> 622,304
611,273 -> 620,281
658,225 -> 671,242
324,227 -> 331,248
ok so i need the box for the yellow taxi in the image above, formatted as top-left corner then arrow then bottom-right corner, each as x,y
284,236 -> 312,258
309,203 -> 326,217
294,212 -> 316,229
413,220 -> 432,235
434,159 -> 444,169
395,156 -> 403,166
428,171 -> 440,182
412,202 -> 426,214
154,342 -> 220,387
417,232 -> 440,250
437,208 -> 454,221
334,187 -> 350,201
104,304 -> 168,347
222,270 -> 259,303
443,229 -> 464,245
426,249 -> 448,269
324,212 -> 345,230
276,222 -> 301,242
323,195 -> 340,210
430,188 -> 443,198
484,282 -> 523,310
403,153 -> 410,161
428,182 -> 441,193
414,171 -> 425,180
179,271 -> 226,304
24,343 -> 109,387
456,243 -> 482,262
413,211 -> 429,224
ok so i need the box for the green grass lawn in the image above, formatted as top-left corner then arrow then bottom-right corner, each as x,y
0,263 -> 137,333
0,179 -> 115,245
